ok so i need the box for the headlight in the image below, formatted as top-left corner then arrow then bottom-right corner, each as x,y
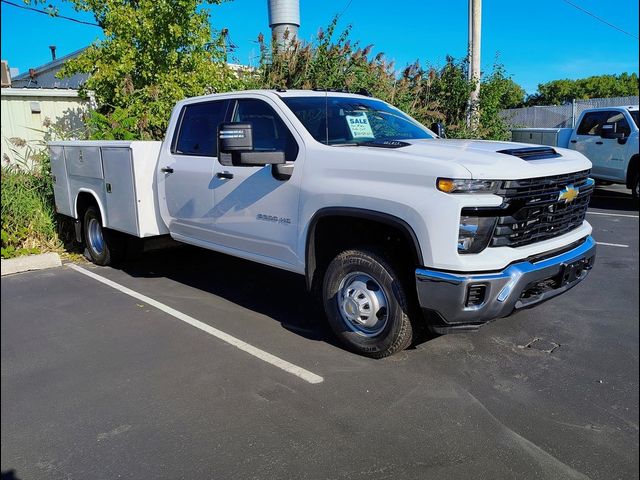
458,215 -> 497,254
437,178 -> 500,194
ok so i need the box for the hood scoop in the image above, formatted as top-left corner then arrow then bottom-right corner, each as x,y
497,147 -> 561,161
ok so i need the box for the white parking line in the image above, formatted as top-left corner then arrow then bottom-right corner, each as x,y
68,264 -> 324,385
596,242 -> 629,248
587,211 -> 639,219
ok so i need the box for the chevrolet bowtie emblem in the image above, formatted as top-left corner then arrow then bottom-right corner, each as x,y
558,184 -> 579,203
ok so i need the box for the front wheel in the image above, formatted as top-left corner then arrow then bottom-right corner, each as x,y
322,249 -> 414,358
632,172 -> 639,200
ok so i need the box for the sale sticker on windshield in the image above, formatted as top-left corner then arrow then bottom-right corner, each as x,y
346,114 -> 374,138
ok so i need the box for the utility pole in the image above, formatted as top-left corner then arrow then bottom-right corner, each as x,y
467,0 -> 482,130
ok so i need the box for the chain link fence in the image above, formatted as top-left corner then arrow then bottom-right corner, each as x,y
500,96 -> 639,129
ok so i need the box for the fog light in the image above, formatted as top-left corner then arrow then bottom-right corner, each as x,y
466,284 -> 487,307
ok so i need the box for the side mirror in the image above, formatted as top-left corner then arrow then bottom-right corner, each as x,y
600,123 -> 624,140
217,122 -> 285,167
430,122 -> 446,138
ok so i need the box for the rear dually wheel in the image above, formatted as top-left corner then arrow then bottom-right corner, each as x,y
82,206 -> 124,266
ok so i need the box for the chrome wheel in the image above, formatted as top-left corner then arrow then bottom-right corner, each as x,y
337,271 -> 389,337
87,218 -> 105,256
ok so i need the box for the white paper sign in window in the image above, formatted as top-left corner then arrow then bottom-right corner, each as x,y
346,113 -> 374,138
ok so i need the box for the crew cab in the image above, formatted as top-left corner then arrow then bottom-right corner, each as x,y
50,90 -> 597,357
512,106 -> 639,198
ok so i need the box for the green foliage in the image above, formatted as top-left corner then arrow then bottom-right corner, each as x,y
478,63 -> 526,139
0,120 -> 83,259
87,110 -> 138,140
247,18 -> 522,140
1,142 -> 61,258
49,0 -> 242,139
527,73 -> 639,106
246,21 -> 390,94
480,64 -> 526,109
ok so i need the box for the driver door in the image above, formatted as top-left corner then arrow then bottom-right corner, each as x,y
599,111 -> 631,181
210,97 -> 303,268
573,110 -> 608,178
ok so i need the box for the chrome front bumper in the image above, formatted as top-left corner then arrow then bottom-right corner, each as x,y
415,236 -> 596,333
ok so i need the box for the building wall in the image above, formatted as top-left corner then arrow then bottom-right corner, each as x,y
1,89 -> 92,166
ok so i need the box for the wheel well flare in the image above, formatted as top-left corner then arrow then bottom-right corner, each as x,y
305,209 -> 423,290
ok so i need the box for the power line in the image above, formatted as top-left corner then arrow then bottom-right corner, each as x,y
562,0 -> 638,39
337,0 -> 353,19
1,0 -> 100,27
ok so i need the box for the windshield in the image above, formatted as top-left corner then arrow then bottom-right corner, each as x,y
630,111 -> 639,128
281,96 -> 434,146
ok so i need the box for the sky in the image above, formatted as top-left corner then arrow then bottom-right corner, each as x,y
1,0 -> 639,94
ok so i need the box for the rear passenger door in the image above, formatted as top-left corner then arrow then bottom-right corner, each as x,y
158,99 -> 229,242
210,97 -> 303,268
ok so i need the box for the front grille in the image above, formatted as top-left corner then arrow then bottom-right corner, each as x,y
491,170 -> 593,248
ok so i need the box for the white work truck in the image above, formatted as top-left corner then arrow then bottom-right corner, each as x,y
50,90 -> 597,357
512,106 -> 639,198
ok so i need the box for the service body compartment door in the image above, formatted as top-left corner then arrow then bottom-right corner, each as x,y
64,145 -> 107,222
101,147 -> 139,235
541,131 -> 558,146
50,146 -> 73,216
65,146 -> 103,179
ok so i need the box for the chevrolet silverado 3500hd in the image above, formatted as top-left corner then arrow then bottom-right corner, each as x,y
50,90 -> 597,357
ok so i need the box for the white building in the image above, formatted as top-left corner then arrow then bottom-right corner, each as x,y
1,88 -> 92,166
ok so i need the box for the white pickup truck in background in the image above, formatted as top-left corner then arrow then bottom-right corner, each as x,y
50,90 -> 597,357
512,106 -> 639,198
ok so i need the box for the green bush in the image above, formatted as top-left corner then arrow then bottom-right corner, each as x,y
1,143 -> 61,259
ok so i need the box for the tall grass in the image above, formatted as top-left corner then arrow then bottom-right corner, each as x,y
1,140 -> 62,258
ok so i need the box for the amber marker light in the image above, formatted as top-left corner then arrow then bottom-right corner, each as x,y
437,178 -> 456,193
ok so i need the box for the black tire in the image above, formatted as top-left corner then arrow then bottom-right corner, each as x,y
82,206 -> 124,266
632,172 -> 639,200
322,249 -> 414,358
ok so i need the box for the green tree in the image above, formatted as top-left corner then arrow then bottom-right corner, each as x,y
40,0 -> 241,139
527,73 -> 639,105
478,63 -> 526,139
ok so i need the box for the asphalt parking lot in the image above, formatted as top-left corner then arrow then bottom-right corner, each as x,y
2,185 -> 638,480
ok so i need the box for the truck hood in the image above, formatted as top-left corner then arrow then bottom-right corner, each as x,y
403,139 -> 592,179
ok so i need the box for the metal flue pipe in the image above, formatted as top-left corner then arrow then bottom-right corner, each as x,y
268,0 -> 300,47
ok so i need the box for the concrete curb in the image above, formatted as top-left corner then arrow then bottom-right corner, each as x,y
1,252 -> 63,276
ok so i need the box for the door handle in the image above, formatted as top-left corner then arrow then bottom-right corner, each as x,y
216,171 -> 234,179
161,166 -> 174,173
570,140 -> 577,143
595,141 -> 603,145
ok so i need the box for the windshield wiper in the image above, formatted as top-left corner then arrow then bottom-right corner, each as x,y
332,140 -> 410,148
